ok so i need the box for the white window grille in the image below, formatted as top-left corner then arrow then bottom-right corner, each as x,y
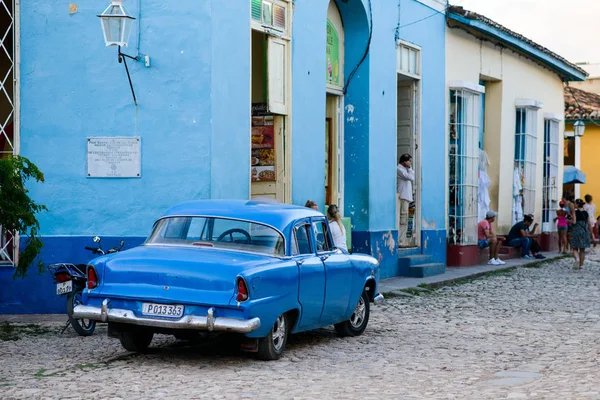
514,107 -> 538,224
542,118 -> 559,232
448,89 -> 480,246
396,41 -> 420,78
0,0 -> 18,266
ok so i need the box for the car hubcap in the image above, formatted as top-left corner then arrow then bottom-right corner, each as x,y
272,315 -> 286,351
350,296 -> 366,328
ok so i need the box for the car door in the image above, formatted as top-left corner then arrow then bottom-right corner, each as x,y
293,220 -> 326,330
311,218 -> 352,324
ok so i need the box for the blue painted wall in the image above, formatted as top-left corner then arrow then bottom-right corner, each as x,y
398,0 -> 447,231
398,0 -> 447,263
3,0 -> 447,313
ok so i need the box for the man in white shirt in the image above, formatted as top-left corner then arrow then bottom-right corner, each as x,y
397,154 -> 415,247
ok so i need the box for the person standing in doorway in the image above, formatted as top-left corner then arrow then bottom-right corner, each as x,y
397,154 -> 415,247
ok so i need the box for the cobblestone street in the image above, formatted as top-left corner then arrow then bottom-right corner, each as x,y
1,255 -> 600,399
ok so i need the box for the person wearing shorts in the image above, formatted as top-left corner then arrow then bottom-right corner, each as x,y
478,210 -> 506,265
555,201 -> 569,254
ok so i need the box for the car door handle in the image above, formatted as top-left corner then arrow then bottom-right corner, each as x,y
319,255 -> 330,262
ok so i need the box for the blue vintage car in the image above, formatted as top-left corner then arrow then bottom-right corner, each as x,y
74,200 -> 383,360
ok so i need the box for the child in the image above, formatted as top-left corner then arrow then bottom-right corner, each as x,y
554,201 -> 569,254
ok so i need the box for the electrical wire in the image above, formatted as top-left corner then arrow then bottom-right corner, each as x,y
398,2 -> 448,29
394,0 -> 402,43
343,0 -> 372,95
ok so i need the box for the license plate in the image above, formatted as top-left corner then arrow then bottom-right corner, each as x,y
141,303 -> 184,318
56,281 -> 73,295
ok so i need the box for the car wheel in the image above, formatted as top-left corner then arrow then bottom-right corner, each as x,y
334,290 -> 370,337
257,313 -> 288,361
66,289 -> 96,337
119,330 -> 154,352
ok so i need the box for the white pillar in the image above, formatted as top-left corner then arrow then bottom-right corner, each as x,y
575,136 -> 581,199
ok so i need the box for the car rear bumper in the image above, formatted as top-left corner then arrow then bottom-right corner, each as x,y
73,299 -> 261,334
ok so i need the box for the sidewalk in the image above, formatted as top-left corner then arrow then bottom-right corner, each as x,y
379,251 -> 565,293
0,252 -> 566,323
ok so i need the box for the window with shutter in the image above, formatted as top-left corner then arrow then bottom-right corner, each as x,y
267,36 -> 287,115
250,0 -> 290,37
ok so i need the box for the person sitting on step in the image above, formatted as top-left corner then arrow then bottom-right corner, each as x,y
506,214 -> 546,260
477,210 -> 506,265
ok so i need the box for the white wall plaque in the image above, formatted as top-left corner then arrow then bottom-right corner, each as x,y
87,136 -> 141,178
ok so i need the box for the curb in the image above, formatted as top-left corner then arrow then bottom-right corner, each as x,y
382,254 -> 570,296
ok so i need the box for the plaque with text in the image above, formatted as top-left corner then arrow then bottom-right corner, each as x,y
86,137 -> 141,178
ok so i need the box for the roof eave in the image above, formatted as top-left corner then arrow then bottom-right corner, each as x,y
447,12 -> 587,82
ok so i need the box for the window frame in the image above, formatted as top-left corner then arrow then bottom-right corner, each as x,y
311,218 -> 334,254
448,84 -> 483,246
542,116 -> 560,232
292,223 -> 313,256
514,104 -> 541,224
396,40 -> 421,79
1,0 -> 19,268
251,0 -> 291,39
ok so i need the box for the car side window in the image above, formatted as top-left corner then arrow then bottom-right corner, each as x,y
313,220 -> 333,252
292,224 -> 312,255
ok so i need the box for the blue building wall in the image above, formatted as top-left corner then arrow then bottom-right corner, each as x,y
397,0 -> 447,265
2,0 -> 446,312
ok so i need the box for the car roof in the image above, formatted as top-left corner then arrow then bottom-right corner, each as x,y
160,200 -> 325,231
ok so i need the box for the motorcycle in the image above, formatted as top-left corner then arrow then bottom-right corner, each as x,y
47,236 -> 124,336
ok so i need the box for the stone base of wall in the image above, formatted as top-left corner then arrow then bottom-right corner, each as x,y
446,244 -> 479,267
539,232 -> 559,252
1,236 -> 146,314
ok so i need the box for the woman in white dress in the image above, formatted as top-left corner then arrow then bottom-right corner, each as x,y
327,205 -> 348,252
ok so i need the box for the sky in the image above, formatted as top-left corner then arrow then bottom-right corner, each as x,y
451,0 -> 600,75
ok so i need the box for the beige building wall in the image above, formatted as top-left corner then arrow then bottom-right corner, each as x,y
570,77 -> 600,95
446,28 -> 565,234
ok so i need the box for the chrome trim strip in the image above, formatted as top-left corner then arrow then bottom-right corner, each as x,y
100,299 -> 109,322
373,293 -> 384,305
207,307 -> 214,331
73,304 -> 260,333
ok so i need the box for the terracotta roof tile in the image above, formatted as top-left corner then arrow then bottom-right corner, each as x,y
448,6 -> 587,79
564,86 -> 600,120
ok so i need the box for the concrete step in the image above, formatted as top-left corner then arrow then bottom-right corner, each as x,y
498,246 -> 521,259
402,263 -> 446,278
478,248 -> 513,264
398,254 -> 433,270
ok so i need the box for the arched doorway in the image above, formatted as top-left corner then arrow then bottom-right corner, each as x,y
325,1 -> 344,209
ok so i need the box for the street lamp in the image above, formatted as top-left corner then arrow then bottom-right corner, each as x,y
574,120 -> 585,138
98,0 -> 140,105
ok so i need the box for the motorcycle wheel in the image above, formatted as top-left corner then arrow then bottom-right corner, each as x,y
66,289 -> 96,336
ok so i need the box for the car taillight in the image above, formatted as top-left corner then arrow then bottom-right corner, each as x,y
55,272 -> 71,283
236,278 -> 249,302
87,266 -> 98,289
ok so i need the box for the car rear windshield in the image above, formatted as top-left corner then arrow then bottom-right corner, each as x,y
146,216 -> 285,256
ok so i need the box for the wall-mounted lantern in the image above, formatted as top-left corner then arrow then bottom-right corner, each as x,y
564,120 -> 586,139
98,0 -> 140,105
573,120 -> 585,138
